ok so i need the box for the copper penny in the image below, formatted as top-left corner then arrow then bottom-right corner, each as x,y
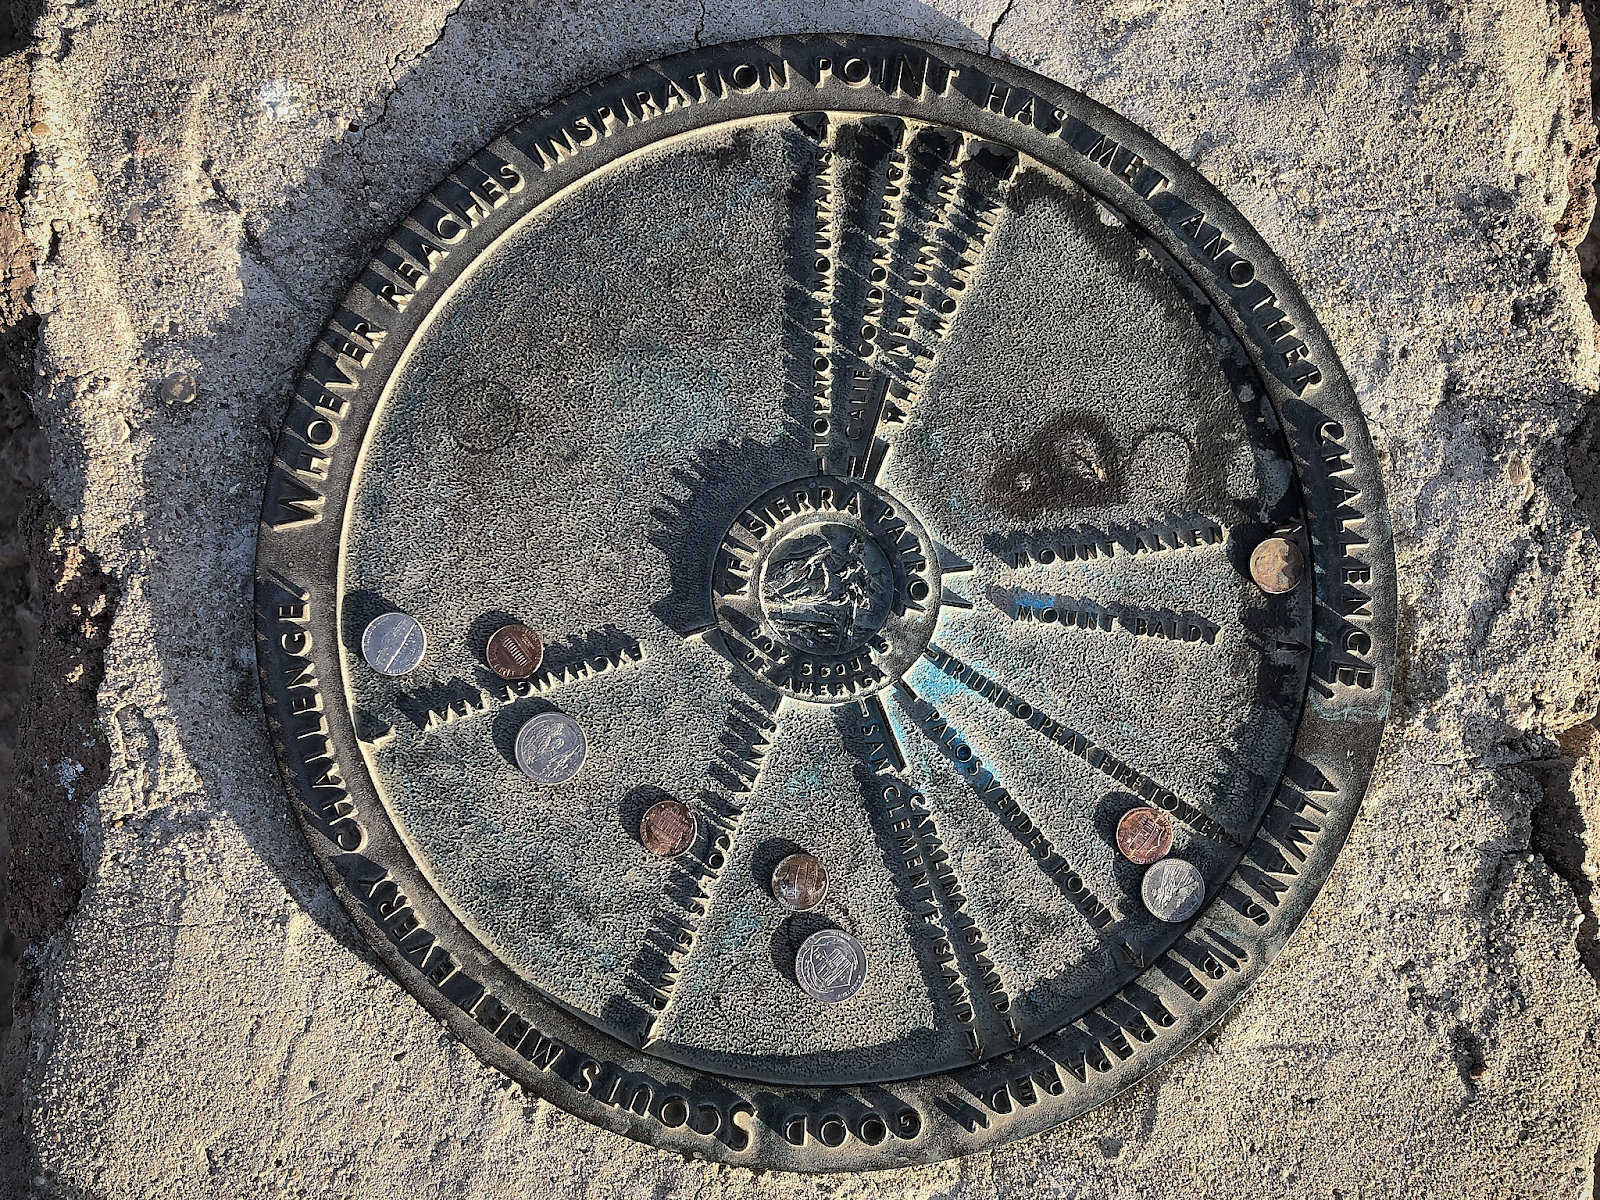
1115,806 -> 1174,865
772,852 -> 828,912
1249,537 -> 1305,594
640,799 -> 697,857
486,624 -> 544,680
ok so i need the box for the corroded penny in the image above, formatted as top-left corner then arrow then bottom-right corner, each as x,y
772,852 -> 828,911
514,712 -> 586,785
486,624 -> 544,680
159,371 -> 197,404
1142,858 -> 1206,923
640,799 -> 697,857
360,612 -> 426,676
795,929 -> 867,1003
1249,537 -> 1306,594
1115,806 -> 1174,865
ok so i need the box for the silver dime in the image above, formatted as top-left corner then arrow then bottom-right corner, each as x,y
1141,857 -> 1206,923
514,712 -> 587,785
795,928 -> 867,1003
360,611 -> 427,676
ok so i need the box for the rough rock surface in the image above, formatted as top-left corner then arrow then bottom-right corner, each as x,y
4,0 -> 1600,1197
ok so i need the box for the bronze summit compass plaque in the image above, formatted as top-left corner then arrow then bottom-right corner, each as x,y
255,35 -> 1396,1172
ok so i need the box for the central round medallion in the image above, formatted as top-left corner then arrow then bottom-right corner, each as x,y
759,522 -> 892,654
710,474 -> 943,704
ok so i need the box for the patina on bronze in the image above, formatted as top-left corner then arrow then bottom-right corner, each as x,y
254,36 -> 1396,1172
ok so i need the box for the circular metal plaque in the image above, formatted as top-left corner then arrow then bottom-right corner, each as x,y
255,36 -> 1395,1172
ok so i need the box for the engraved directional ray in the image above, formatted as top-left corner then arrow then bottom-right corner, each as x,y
875,778 -> 1017,1055
795,112 -> 838,467
889,680 -> 1116,928
708,693 -> 781,796
922,644 -> 1241,847
998,514 -> 1226,570
821,116 -> 914,478
794,116 -> 1014,481
858,692 -> 907,774
994,589 -> 1220,645
417,637 -> 645,733
843,702 -> 1016,1055
857,142 -> 1015,475
631,793 -> 748,1046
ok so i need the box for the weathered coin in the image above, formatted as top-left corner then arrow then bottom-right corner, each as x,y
1249,536 -> 1305,593
360,611 -> 427,676
514,712 -> 586,785
1141,858 -> 1205,923
159,371 -> 197,404
795,928 -> 867,1003
772,852 -> 828,911
640,799 -> 696,857
486,624 -> 544,680
1115,806 -> 1174,865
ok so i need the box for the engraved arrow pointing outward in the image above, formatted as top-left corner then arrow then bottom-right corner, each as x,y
844,701 -> 1016,1057
793,114 -> 1014,483
921,644 -> 1244,850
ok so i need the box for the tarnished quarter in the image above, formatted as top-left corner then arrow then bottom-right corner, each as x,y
255,37 -> 1396,1173
514,712 -> 587,784
1141,858 -> 1206,923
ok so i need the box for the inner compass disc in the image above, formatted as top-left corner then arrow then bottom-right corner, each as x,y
255,36 -> 1395,1172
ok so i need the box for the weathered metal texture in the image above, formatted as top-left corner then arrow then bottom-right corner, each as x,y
254,35 -> 1395,1172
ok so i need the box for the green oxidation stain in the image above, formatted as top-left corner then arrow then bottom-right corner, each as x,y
722,904 -> 761,953
782,761 -> 826,797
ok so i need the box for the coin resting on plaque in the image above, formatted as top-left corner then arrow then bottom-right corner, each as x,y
771,852 -> 828,912
1250,536 -> 1306,594
1142,858 -> 1206,923
513,712 -> 586,785
1116,806 -> 1174,865
360,611 -> 427,676
795,928 -> 867,1004
639,799 -> 697,857
485,623 -> 544,680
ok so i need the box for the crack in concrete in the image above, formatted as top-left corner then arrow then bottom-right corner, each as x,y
693,0 -> 707,49
357,0 -> 466,139
985,0 -> 1017,58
